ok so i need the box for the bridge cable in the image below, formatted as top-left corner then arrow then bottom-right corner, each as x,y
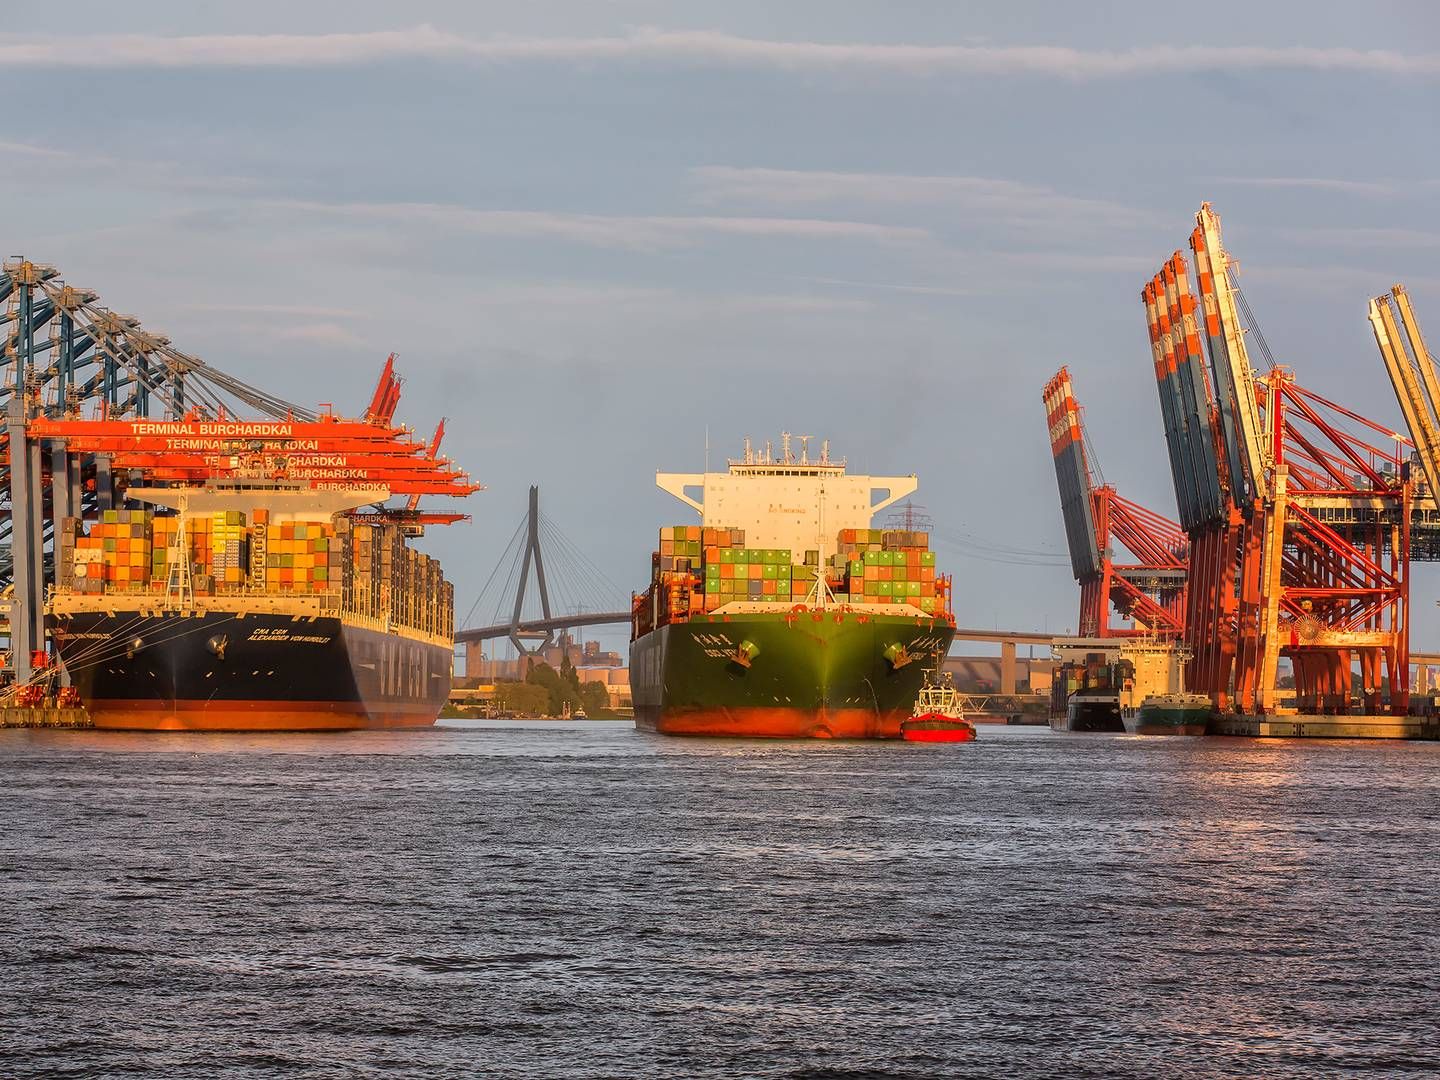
459,512 -> 527,631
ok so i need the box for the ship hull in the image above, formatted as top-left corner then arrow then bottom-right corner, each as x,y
51,610 -> 451,731
1122,704 -> 1211,736
901,715 -> 977,743
630,610 -> 954,739
1050,696 -> 1124,733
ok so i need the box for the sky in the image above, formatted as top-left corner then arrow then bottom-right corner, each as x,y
3,2 -> 1439,657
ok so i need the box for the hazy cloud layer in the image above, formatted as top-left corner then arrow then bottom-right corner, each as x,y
691,167 -> 1154,229
267,199 -> 931,251
1,138 -> 258,193
1,26 -> 1438,78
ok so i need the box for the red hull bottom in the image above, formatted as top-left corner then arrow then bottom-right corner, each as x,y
640,706 -> 906,739
88,699 -> 440,732
902,727 -> 977,743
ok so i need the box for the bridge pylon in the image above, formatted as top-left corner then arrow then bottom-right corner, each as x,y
508,485 -> 554,656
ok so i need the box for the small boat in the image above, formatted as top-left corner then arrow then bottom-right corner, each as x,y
902,671 -> 978,742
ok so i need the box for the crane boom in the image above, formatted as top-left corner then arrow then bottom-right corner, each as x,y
1042,368 -> 1102,580
1393,285 -> 1440,437
1193,203 -> 1270,504
1370,290 -> 1440,504
1143,278 -> 1199,529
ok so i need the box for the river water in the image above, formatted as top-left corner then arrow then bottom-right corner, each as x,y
2,722 -> 1437,1078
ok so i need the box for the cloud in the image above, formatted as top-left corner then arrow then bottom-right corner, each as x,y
1241,262 -> 1440,295
268,199 -> 929,251
803,276 -> 980,298
1272,226 -> 1440,250
181,302 -> 370,319
690,166 -> 1154,228
0,26 -> 1437,79
471,282 -> 873,316
273,322 -> 369,347
1207,176 -> 1399,197
0,136 -> 258,193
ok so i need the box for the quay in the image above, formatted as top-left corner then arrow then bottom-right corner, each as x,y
1,707 -> 93,729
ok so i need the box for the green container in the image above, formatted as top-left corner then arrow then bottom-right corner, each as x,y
921,552 -> 936,567
906,581 -> 921,596
849,560 -> 863,577
762,564 -> 778,580
281,554 -> 294,568
720,549 -> 734,564
314,537 -> 328,553
864,579 -> 878,596
877,581 -> 893,596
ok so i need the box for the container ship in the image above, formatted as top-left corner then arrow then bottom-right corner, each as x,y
630,435 -> 956,739
48,483 -> 455,731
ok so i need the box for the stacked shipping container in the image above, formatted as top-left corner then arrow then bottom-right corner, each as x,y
828,529 -> 941,614
637,524 -> 949,633
58,509 -> 453,639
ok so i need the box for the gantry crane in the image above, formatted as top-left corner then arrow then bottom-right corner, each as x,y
1135,204 -> 1431,718
1,256 -> 479,682
1042,367 -> 1188,638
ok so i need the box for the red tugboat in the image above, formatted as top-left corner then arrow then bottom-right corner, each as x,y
901,671 -> 978,743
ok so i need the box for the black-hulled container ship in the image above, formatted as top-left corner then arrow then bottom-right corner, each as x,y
49,483 -> 454,731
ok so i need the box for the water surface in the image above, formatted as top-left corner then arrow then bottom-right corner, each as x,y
3,723 -> 1436,1077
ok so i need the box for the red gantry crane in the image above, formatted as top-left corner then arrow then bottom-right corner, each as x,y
1,256 -> 480,682
1043,367 -> 1188,638
1134,204 -> 1428,718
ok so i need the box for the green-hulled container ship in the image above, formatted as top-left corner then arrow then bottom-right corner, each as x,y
630,435 -> 956,738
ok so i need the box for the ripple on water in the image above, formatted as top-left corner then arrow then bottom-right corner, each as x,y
1,724 -> 1438,1078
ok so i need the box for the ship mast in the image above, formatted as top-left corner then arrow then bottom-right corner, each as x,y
807,475 -> 834,610
165,491 -> 194,609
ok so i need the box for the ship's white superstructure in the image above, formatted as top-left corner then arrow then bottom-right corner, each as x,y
655,433 -> 917,556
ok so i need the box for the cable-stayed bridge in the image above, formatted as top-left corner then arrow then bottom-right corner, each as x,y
455,486 -> 631,654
